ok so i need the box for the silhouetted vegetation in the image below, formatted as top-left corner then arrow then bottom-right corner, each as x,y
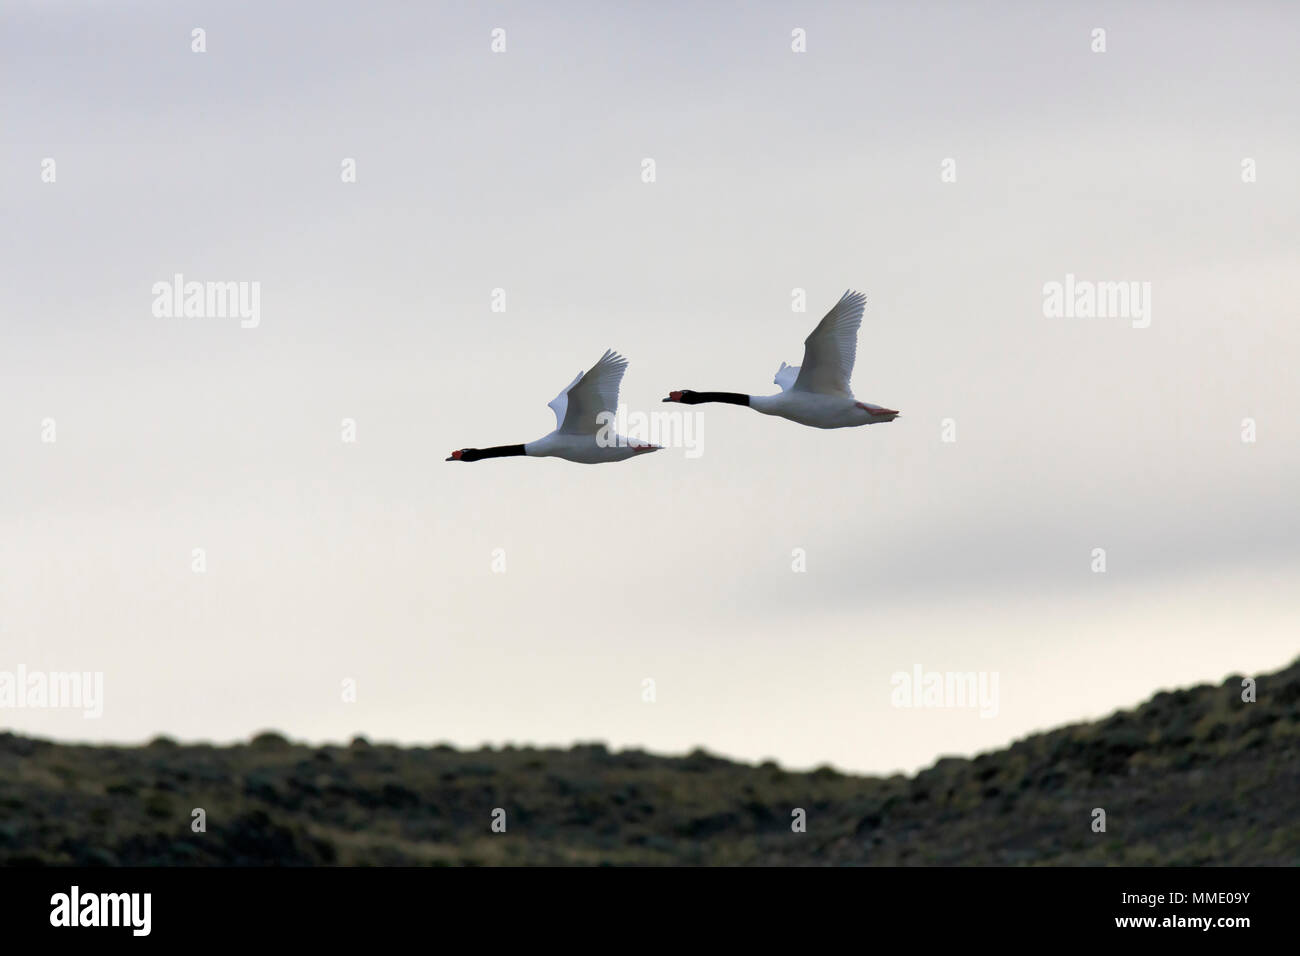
2,659 -> 1297,865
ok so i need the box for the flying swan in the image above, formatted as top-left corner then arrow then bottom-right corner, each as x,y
447,350 -> 661,464
662,290 -> 899,429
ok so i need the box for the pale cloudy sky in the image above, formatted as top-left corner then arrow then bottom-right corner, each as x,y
1,1 -> 1297,774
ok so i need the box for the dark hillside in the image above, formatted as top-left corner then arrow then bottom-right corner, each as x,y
2,659 -> 1296,865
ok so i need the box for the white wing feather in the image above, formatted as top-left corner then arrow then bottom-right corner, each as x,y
547,371 -> 584,430
791,290 -> 866,397
773,361 -> 799,392
547,349 -> 628,435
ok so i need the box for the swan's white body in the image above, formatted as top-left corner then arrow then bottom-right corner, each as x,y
750,391 -> 897,429
525,430 -> 655,464
528,350 -> 661,464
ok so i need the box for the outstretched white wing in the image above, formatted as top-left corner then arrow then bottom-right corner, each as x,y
791,290 -> 866,397
547,371 -> 584,430
773,361 -> 799,392
547,349 -> 628,435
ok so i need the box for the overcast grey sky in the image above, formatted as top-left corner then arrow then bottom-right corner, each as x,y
2,1 -> 1297,774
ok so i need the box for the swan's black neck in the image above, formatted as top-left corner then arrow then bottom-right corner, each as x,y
462,444 -> 526,462
678,390 -> 750,406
